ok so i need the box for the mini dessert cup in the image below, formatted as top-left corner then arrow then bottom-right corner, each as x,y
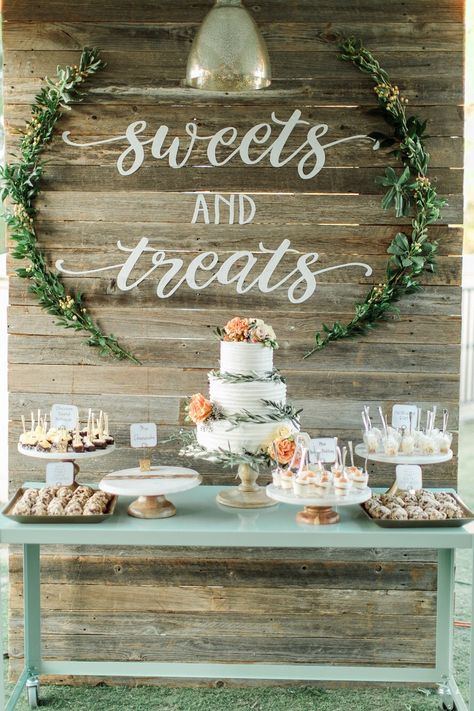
352,469 -> 369,490
293,474 -> 310,497
272,467 -> 282,488
383,434 -> 400,457
363,430 -> 379,454
436,431 -> 452,455
280,470 -> 293,490
334,474 -> 352,496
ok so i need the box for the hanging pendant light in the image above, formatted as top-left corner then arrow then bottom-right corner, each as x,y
185,0 -> 271,92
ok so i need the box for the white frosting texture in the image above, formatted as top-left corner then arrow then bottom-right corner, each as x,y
209,376 -> 286,416
220,341 -> 273,376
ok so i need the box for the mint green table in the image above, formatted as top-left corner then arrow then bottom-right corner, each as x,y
1,485 -> 473,710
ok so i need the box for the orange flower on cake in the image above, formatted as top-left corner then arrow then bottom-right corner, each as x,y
268,434 -> 297,465
187,393 -> 213,423
223,316 -> 249,342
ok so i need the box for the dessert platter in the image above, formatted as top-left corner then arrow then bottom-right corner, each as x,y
3,485 -> 117,524
355,405 -> 453,464
182,317 -> 301,508
99,465 -> 201,519
17,408 -> 116,485
361,489 -> 474,528
266,443 -> 371,525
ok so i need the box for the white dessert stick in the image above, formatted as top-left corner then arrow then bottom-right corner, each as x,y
37,409 -> 41,430
361,411 -> 369,432
297,447 -> 308,478
335,445 -> 342,468
378,406 -> 387,436
348,441 -> 354,467
87,408 -> 92,435
21,415 -> 26,433
30,411 -> 35,431
364,405 -> 371,429
443,408 -> 449,434
408,411 -> 413,435
104,413 -> 110,437
342,446 -> 348,473
416,407 -> 422,431
432,405 -> 437,429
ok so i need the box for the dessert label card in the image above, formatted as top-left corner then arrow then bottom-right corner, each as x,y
392,404 -> 418,429
50,404 -> 79,429
46,462 -> 75,486
130,423 -> 157,448
309,438 -> 337,463
396,464 -> 423,491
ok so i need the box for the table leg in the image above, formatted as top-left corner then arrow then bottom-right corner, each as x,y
470,539 -> 474,710
437,549 -> 455,680
23,544 -> 41,684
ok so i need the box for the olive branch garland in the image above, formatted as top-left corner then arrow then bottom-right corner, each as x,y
1,47 -> 139,363
304,37 -> 447,358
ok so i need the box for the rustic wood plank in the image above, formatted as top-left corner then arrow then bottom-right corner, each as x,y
36,165 -> 463,195
4,78 -> 464,107
7,306 -> 462,345
8,631 -> 436,664
3,50 -> 464,83
9,582 -> 437,615
8,609 -> 436,639
20,223 -> 465,257
7,337 -> 462,371
3,1 -> 464,24
2,21 -> 464,53
30,192 -> 463,224
8,554 -> 437,589
5,132 -> 463,169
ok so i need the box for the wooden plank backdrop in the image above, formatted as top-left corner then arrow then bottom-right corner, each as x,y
4,0 -> 464,684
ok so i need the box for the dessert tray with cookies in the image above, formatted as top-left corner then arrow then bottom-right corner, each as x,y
361,489 -> 474,528
3,485 -> 117,524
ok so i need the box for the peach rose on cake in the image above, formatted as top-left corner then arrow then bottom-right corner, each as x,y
223,317 -> 249,342
268,435 -> 297,465
187,393 -> 213,424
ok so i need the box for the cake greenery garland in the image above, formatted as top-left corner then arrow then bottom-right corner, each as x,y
1,48 -> 139,363
210,369 -> 286,384
225,401 -> 302,430
175,430 -> 271,472
304,37 -> 446,358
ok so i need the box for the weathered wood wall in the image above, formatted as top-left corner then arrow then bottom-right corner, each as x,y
5,0 -> 463,682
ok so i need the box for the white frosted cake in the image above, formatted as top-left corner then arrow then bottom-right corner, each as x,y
187,318 -> 299,455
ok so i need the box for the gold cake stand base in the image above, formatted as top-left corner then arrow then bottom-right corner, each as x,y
217,464 -> 278,509
127,495 -> 177,519
296,506 -> 340,526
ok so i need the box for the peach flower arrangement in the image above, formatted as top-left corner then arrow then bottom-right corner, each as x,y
268,433 -> 297,465
218,316 -> 278,348
187,393 -> 214,424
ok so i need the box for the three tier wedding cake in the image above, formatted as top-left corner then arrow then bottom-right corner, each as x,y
186,317 -> 300,459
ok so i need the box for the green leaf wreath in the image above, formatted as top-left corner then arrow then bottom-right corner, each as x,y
304,37 -> 446,358
1,47 -> 139,363
1,41 -> 445,363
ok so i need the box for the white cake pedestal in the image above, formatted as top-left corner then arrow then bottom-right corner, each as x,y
266,484 -> 371,525
216,463 -> 278,509
99,466 -> 201,519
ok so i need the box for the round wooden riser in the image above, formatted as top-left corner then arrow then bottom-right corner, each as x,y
296,505 -> 340,526
127,495 -> 177,519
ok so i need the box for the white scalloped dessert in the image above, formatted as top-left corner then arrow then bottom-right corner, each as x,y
196,337 -> 298,454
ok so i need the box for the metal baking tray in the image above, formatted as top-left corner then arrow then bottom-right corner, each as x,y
360,492 -> 474,528
2,487 -> 118,524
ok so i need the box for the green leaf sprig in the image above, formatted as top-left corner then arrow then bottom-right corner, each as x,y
2,47 -> 139,363
304,37 -> 446,358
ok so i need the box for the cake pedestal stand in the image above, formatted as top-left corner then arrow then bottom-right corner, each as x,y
99,466 -> 201,519
266,484 -> 372,525
354,444 -> 453,493
17,443 -> 116,488
216,463 -> 277,509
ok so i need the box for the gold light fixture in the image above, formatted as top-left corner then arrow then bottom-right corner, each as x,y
185,0 -> 271,91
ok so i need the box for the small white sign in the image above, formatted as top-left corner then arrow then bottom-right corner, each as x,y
392,404 -> 418,429
396,464 -> 423,491
46,462 -> 74,486
309,438 -> 337,464
130,422 -> 157,448
50,404 -> 79,430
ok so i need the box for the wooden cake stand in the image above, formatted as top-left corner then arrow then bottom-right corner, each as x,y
266,484 -> 372,525
99,466 -> 201,519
